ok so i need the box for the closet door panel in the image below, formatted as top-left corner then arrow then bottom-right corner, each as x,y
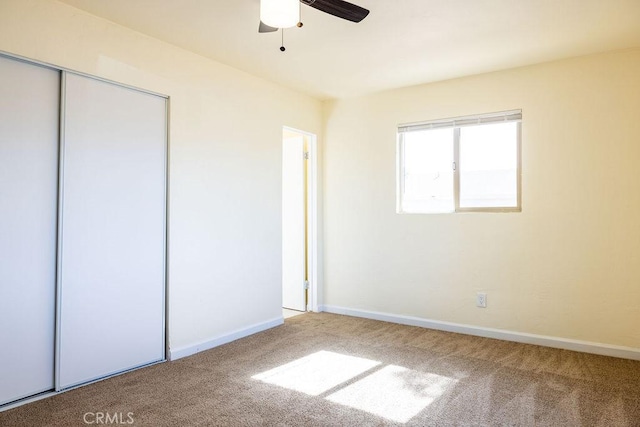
0,56 -> 59,405
58,73 -> 166,389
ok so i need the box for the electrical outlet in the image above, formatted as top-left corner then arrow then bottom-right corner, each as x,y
476,292 -> 487,308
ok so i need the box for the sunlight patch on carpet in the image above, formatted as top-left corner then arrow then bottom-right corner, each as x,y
251,350 -> 381,396
326,365 -> 457,423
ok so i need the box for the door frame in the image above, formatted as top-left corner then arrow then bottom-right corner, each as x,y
283,126 -> 319,312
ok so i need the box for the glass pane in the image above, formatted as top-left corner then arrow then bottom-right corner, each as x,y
402,128 -> 454,213
459,122 -> 518,208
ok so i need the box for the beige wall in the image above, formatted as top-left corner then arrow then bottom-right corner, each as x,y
323,49 -> 640,349
0,0 -> 323,353
2,0 -> 638,355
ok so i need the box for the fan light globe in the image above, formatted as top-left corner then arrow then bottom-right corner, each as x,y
260,0 -> 300,29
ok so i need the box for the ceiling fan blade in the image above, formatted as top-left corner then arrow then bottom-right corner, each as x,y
301,0 -> 369,23
259,21 -> 279,33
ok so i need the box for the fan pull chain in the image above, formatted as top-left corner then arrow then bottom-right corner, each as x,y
280,29 -> 285,52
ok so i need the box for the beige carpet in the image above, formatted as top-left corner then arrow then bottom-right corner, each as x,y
2,313 -> 640,426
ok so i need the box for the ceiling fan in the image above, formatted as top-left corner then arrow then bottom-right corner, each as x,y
259,0 -> 369,50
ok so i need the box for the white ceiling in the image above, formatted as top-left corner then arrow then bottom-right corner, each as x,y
57,0 -> 640,100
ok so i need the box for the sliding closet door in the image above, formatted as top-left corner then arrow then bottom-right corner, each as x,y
0,56 -> 59,404
58,73 -> 166,389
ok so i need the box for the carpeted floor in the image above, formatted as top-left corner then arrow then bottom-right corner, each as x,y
1,312 -> 640,426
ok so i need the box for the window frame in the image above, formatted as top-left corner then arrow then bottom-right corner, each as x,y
397,110 -> 522,214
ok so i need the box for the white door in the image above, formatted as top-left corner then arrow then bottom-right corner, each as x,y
57,73 -> 166,389
282,135 -> 306,311
0,56 -> 59,405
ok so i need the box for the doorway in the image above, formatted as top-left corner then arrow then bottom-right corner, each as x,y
282,127 -> 317,315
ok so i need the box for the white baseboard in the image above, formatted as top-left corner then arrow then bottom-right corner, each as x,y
320,305 -> 640,361
169,317 -> 284,361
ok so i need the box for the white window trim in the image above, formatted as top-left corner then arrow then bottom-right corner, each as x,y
397,110 -> 522,214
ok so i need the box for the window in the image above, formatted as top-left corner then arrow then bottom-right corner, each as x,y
397,110 -> 521,213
